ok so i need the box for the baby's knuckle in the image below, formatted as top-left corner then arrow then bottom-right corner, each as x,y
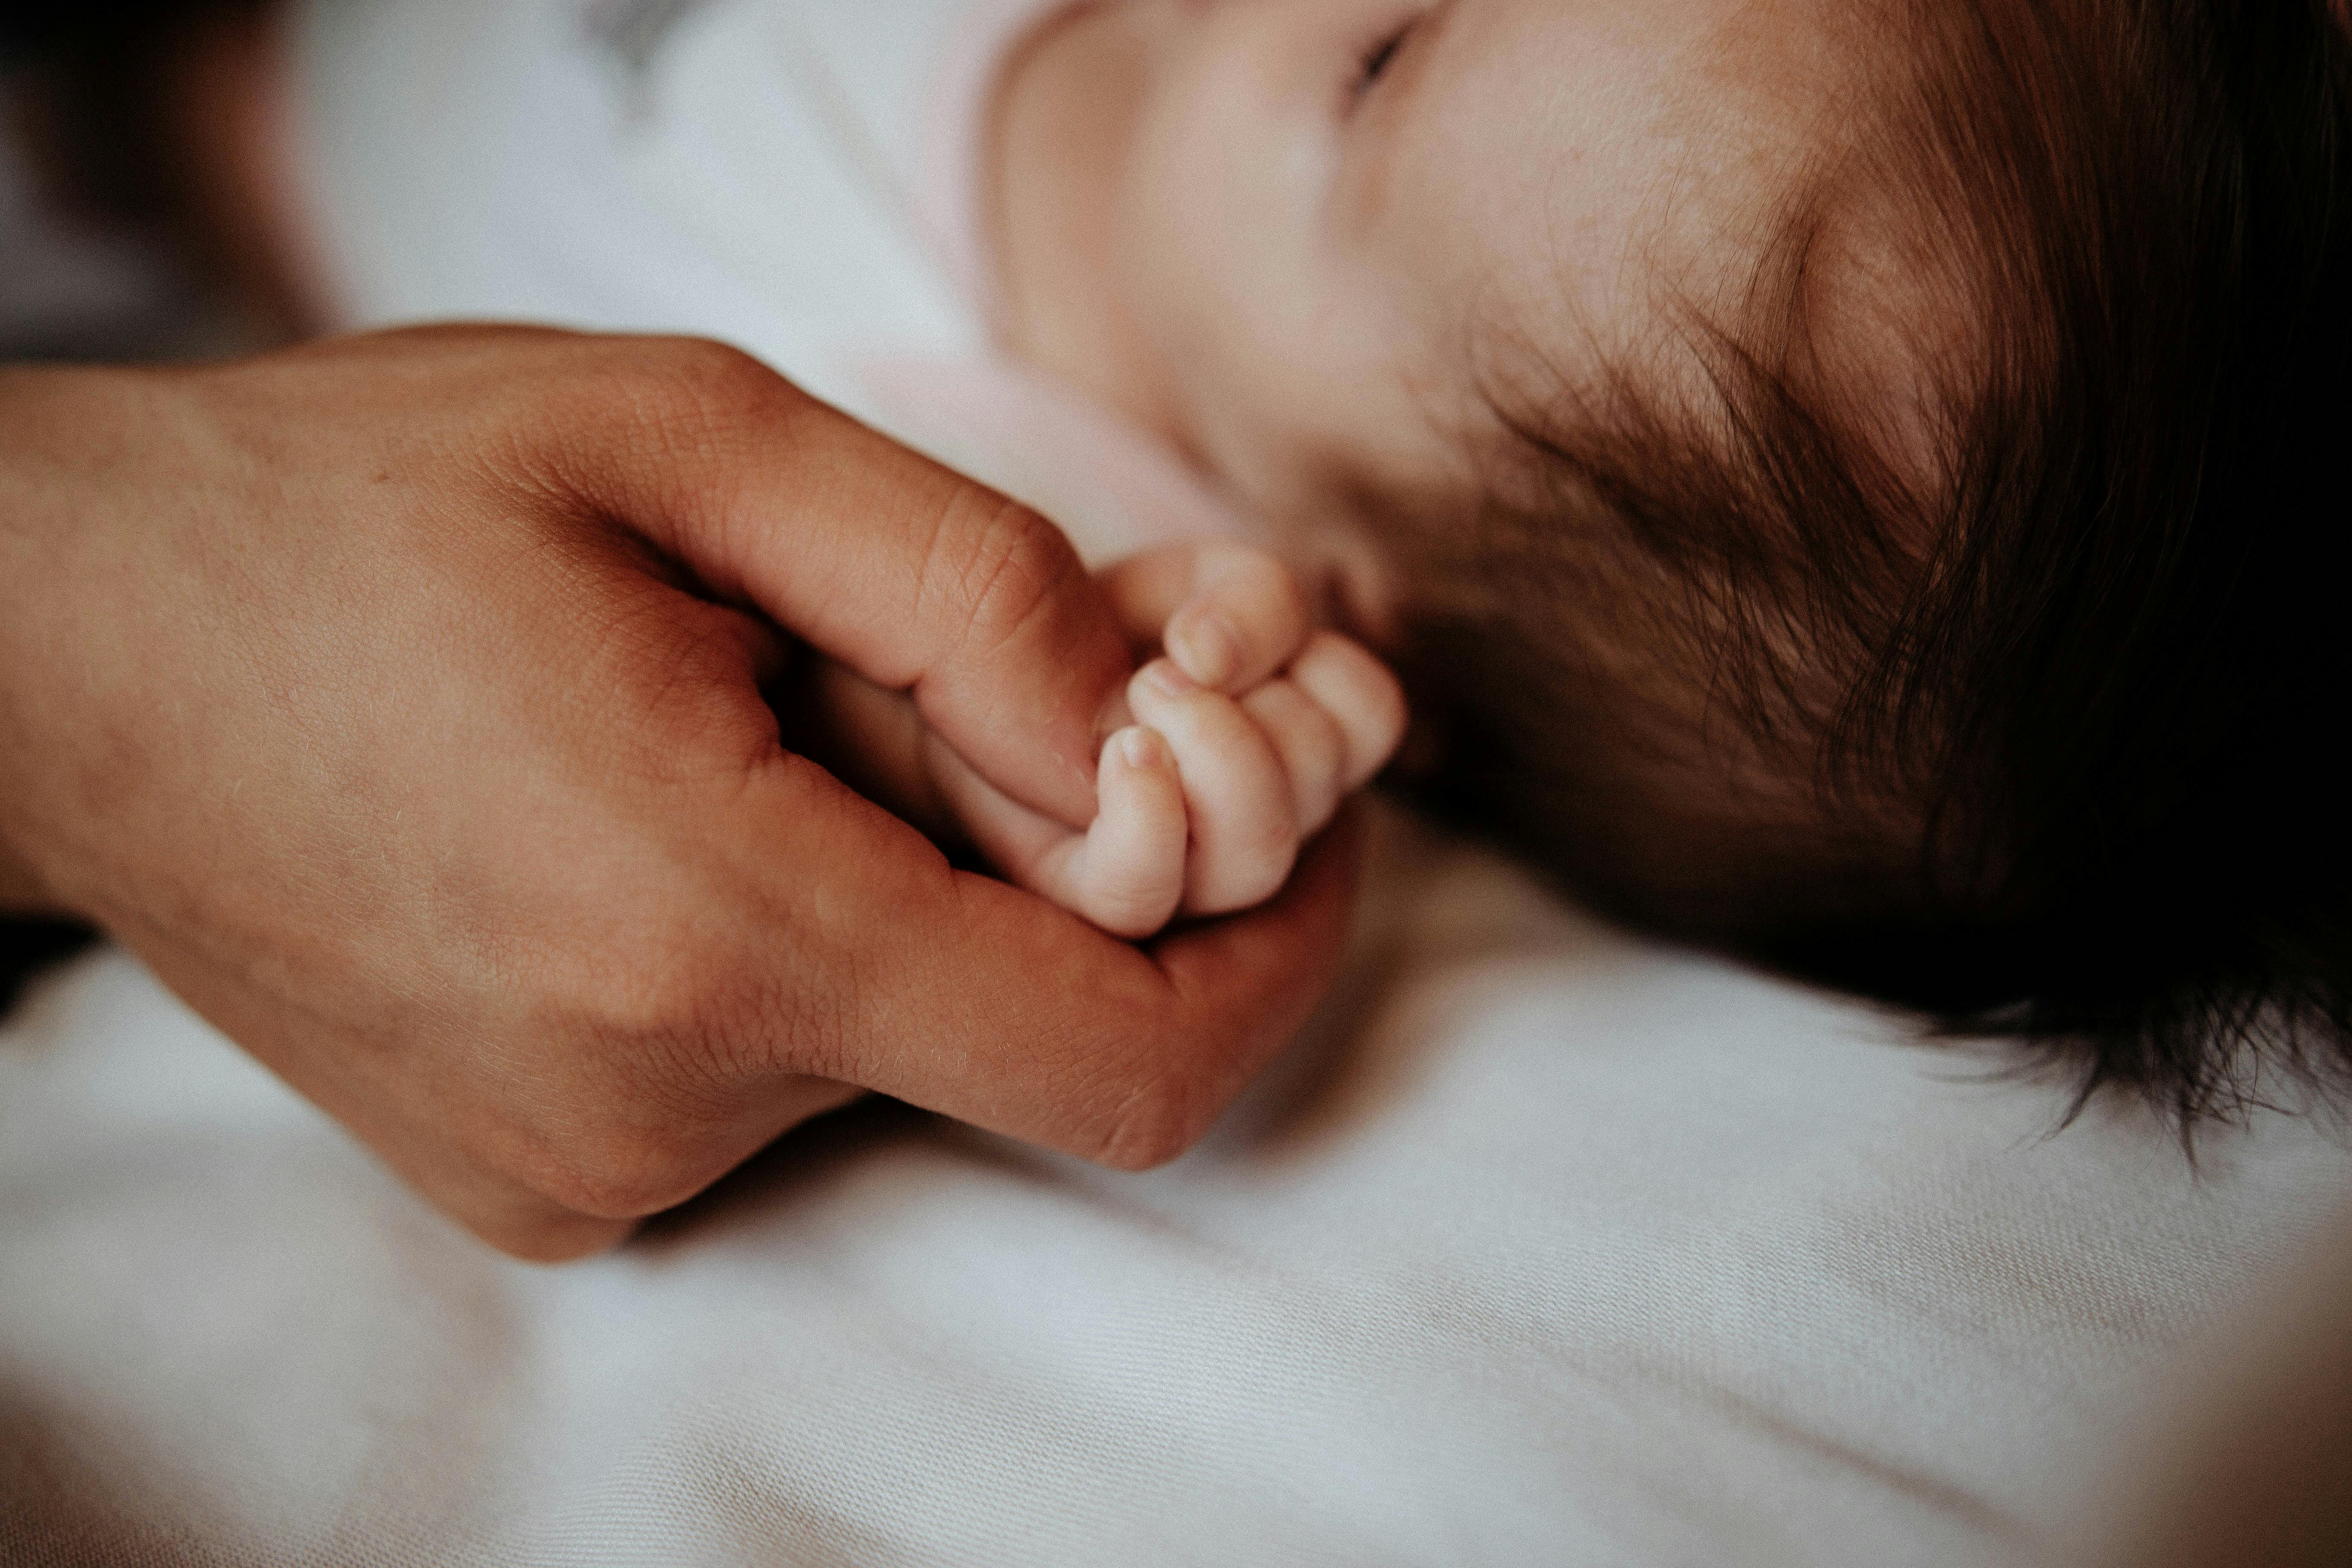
1208,539 -> 1283,581
1218,542 -> 1308,608
1359,652 -> 1410,731
1296,705 -> 1350,773
1194,867 -> 1289,922
1235,782 -> 1304,855
1266,560 -> 1313,622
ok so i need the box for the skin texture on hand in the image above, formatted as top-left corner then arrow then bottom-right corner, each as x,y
0,325 -> 1360,1261
0,845 -> 56,913
809,540 -> 1407,938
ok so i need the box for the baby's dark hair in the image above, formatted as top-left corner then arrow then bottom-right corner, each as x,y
1390,0 -> 2352,1124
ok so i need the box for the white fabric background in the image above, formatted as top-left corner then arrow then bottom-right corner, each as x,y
7,811 -> 2351,1565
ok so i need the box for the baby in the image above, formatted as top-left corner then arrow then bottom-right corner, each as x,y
70,0 -> 2352,1120
967,0 -> 2352,1121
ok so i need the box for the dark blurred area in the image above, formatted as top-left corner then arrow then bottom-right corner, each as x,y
2,0 -> 285,360
1,0 -> 224,55
0,922 -> 97,1016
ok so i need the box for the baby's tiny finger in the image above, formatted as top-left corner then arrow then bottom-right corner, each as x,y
1285,633 -> 1409,790
1162,548 -> 1311,694
1027,727 -> 1188,938
1128,658 -> 1299,915
1240,679 -> 1349,839
920,727 -> 1178,938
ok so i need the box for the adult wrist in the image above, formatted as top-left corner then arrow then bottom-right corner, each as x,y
0,363 -> 100,919
0,844 -> 65,914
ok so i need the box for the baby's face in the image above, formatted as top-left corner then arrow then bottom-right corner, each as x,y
990,0 -> 1818,624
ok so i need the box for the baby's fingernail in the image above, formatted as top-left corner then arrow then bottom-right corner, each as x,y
1117,726 -> 1166,770
1138,658 -> 1197,700
1167,608 -> 1239,688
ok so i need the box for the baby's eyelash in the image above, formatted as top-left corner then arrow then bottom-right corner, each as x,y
1355,21 -> 1414,98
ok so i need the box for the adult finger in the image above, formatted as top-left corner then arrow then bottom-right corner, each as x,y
701,748 -> 1363,1167
854,801 -> 1366,1166
545,340 -> 1134,829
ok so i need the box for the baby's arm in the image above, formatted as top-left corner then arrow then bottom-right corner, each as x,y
809,543 -> 1405,937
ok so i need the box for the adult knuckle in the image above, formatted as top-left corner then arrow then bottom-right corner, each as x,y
518,1050 -> 720,1220
574,921 -> 711,1041
465,893 -> 804,1229
646,334 -> 774,400
630,334 -> 757,395
598,897 -> 836,1096
1088,1064 -> 1219,1171
529,1128 -> 690,1221
928,494 -> 1081,661
485,1213 -> 634,1265
594,602 -> 772,778
462,1078 -> 692,1226
606,336 -> 800,450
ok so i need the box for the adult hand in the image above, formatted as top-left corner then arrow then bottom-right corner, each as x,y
0,326 -> 1358,1260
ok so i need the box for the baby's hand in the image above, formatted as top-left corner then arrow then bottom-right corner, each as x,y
932,543 -> 1406,937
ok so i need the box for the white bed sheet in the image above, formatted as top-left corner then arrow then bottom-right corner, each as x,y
6,808 -> 2350,1565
